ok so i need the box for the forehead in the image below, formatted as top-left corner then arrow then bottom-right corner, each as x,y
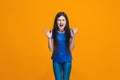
58,15 -> 66,19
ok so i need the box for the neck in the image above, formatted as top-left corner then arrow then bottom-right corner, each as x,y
59,29 -> 64,32
58,29 -> 65,33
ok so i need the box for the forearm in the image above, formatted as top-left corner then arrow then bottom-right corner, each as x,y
70,37 -> 74,51
48,38 -> 54,52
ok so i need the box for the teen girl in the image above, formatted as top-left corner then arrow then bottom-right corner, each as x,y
45,12 -> 78,80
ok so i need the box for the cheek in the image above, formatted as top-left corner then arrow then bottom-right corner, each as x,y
57,21 -> 60,25
63,21 -> 66,25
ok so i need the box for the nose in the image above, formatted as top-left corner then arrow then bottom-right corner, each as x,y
60,21 -> 62,24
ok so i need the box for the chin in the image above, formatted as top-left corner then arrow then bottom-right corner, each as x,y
60,27 -> 64,30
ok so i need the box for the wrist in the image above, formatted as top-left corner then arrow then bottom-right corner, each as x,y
71,36 -> 75,39
48,37 -> 52,39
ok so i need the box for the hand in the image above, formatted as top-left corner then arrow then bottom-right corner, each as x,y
70,27 -> 78,38
73,27 -> 78,34
44,28 -> 52,39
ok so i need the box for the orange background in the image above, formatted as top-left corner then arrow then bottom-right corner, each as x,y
0,0 -> 120,80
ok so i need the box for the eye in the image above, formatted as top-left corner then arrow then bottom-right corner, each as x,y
62,19 -> 65,21
57,19 -> 61,21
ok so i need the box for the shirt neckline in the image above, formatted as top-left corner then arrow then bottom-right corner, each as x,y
57,30 -> 65,34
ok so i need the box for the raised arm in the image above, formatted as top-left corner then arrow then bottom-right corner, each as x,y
69,28 -> 78,51
44,29 -> 54,52
69,30 -> 74,51
48,37 -> 54,52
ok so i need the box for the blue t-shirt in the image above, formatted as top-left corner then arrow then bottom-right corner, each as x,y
51,30 -> 72,63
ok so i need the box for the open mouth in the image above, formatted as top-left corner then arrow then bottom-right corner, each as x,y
60,24 -> 63,27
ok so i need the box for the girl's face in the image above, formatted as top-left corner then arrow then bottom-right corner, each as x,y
57,15 -> 66,31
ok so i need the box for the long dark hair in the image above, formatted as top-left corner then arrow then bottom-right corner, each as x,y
52,12 -> 71,54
